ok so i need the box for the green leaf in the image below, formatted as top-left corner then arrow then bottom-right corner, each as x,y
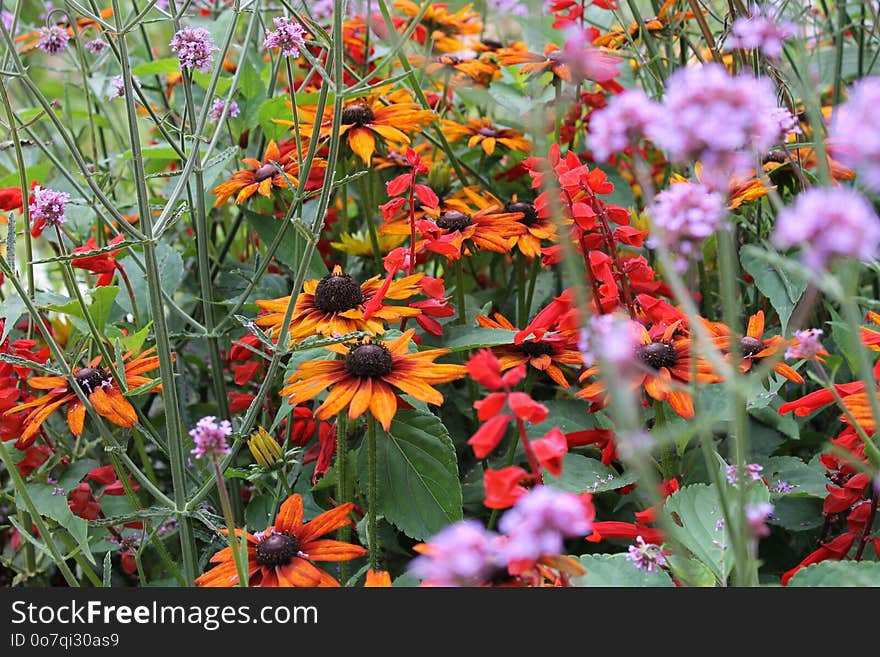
531,398 -> 598,434
245,495 -> 275,532
48,286 -> 119,333
17,484 -> 93,563
441,326 -> 519,352
544,454 -> 637,494
244,210 -> 327,279
131,58 -> 180,76
740,246 -> 808,333
258,96 -> 293,142
762,456 -> 829,498
596,164 -> 635,209
358,409 -> 462,540
0,293 -> 27,343
788,561 -> 880,586
571,553 -> 674,587
121,322 -> 152,353
768,496 -> 824,532
57,458 -> 99,490
118,244 -> 183,317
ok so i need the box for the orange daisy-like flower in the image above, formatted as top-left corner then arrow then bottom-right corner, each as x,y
5,349 -> 161,449
284,89 -> 436,165
420,53 -> 499,86
476,313 -> 583,387
593,0 -> 700,49
254,265 -> 423,342
281,329 -> 466,429
441,117 -> 532,157
212,140 -> 317,207
708,311 -> 805,384
462,189 -> 555,258
195,493 -> 366,587
578,321 -> 720,419
395,0 -> 482,53
497,42 -> 571,83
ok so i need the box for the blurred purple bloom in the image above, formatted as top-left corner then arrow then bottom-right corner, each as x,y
726,7 -> 794,58
263,16 -> 306,58
561,27 -> 621,84
648,182 -> 726,269
408,520 -> 502,586
771,186 -> 880,269
36,25 -> 69,54
209,98 -> 240,123
2,10 -> 13,32
626,536 -> 666,573
727,463 -> 763,485
170,27 -> 218,73
588,89 -> 663,162
498,486 -> 593,564
649,64 -> 787,189
831,77 -> 880,192
189,416 -> 233,459
578,313 -> 641,371
29,186 -> 70,228
785,329 -> 824,361
85,38 -> 108,55
108,74 -> 140,100
745,502 -> 774,537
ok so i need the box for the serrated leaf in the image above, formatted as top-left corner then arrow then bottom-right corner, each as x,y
763,456 -> 828,498
358,409 -> 462,540
17,484 -> 93,563
741,246 -> 808,333
662,483 -> 733,583
788,560 -> 880,586
571,553 -> 674,587
441,326 -> 519,352
103,551 -> 112,587
545,453 -> 637,494
48,286 -> 119,332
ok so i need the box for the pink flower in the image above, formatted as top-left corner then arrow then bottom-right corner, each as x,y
831,77 -> 880,191
170,27 -> 218,73
588,89 -> 663,161
189,416 -> 232,459
561,27 -> 621,84
263,16 -> 306,58
648,181 -> 727,270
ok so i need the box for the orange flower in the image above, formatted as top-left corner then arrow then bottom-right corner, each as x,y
593,0 -> 700,49
5,349 -> 161,449
420,53 -> 499,86
364,569 -> 392,587
441,117 -> 532,156
578,321 -> 720,419
394,0 -> 482,53
462,189 -> 555,258
708,311 -> 805,384
283,89 -> 436,165
497,42 -> 571,83
195,494 -> 366,587
281,329 -> 466,429
212,140 -> 318,207
254,265 -> 423,342
476,313 -> 582,387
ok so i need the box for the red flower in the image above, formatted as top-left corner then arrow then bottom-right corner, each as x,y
781,532 -> 858,585
71,234 -> 125,286
531,428 -> 568,476
0,186 -> 24,212
68,483 -> 101,520
823,472 -> 871,514
484,466 -> 529,509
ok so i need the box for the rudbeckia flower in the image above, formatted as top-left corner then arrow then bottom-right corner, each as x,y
420,53 -> 499,86
254,265 -> 423,342
441,117 -> 532,156
578,320 -> 720,419
283,89 -> 436,165
476,313 -> 582,387
394,0 -> 482,53
497,42 -> 572,83
212,140 -> 320,207
281,329 -> 466,429
196,493 -> 367,587
5,349 -> 161,449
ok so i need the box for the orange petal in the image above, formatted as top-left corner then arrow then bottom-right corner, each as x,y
303,539 -> 368,562
369,380 -> 398,430
348,127 -> 376,165
274,493 -> 304,533
298,503 -> 356,544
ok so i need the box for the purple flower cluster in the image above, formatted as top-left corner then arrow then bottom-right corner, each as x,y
648,182 -> 726,269
2,10 -> 13,32
771,186 -> 880,269
745,502 -> 774,537
29,186 -> 70,228
170,27 -> 218,73
108,75 -> 140,100
36,25 -> 70,54
578,313 -> 641,371
626,536 -> 666,573
189,416 -> 233,460
589,89 -> 662,162
85,39 -> 108,55
786,329 -> 824,361
831,77 -> 880,191
209,98 -> 240,123
726,7 -> 795,58
408,487 -> 593,586
726,463 -> 763,486
263,17 -> 306,58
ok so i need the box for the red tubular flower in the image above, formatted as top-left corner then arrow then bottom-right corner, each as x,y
587,521 -> 665,544
68,483 -> 101,521
566,428 -> 616,465
468,414 -> 513,458
531,428 -> 568,476
823,473 -> 871,514
16,444 -> 52,476
483,466 -> 529,509
0,186 -> 24,212
71,234 -> 125,286
781,532 -> 858,585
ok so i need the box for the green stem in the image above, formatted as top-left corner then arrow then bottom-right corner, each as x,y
367,413 -> 379,572
212,455 -> 248,587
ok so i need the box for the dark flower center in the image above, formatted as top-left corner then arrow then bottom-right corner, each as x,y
439,55 -> 462,65
313,273 -> 365,314
254,163 -> 277,182
255,532 -> 300,568
344,343 -> 394,378
740,336 -> 765,359
505,201 -> 539,226
436,210 -> 473,232
518,340 -> 554,358
481,39 -> 503,50
74,366 -> 112,394
478,126 -> 498,137
638,341 -> 678,370
341,104 -> 375,126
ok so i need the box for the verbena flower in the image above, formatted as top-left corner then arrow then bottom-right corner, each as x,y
650,64 -> 787,189
2,10 -> 14,32
831,77 -> 880,191
209,98 -> 240,123
498,486 -> 593,564
588,89 -> 662,162
626,535 -> 666,573
36,25 -> 70,54
29,186 -> 70,236
85,38 -> 108,55
263,16 -> 306,58
189,416 -> 233,459
726,6 -> 795,58
785,329 -> 825,361
745,502 -> 774,537
648,182 -> 726,270
108,74 -> 140,100
771,186 -> 880,269
408,520 -> 502,586
560,27 -> 621,84
170,26 -> 218,73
